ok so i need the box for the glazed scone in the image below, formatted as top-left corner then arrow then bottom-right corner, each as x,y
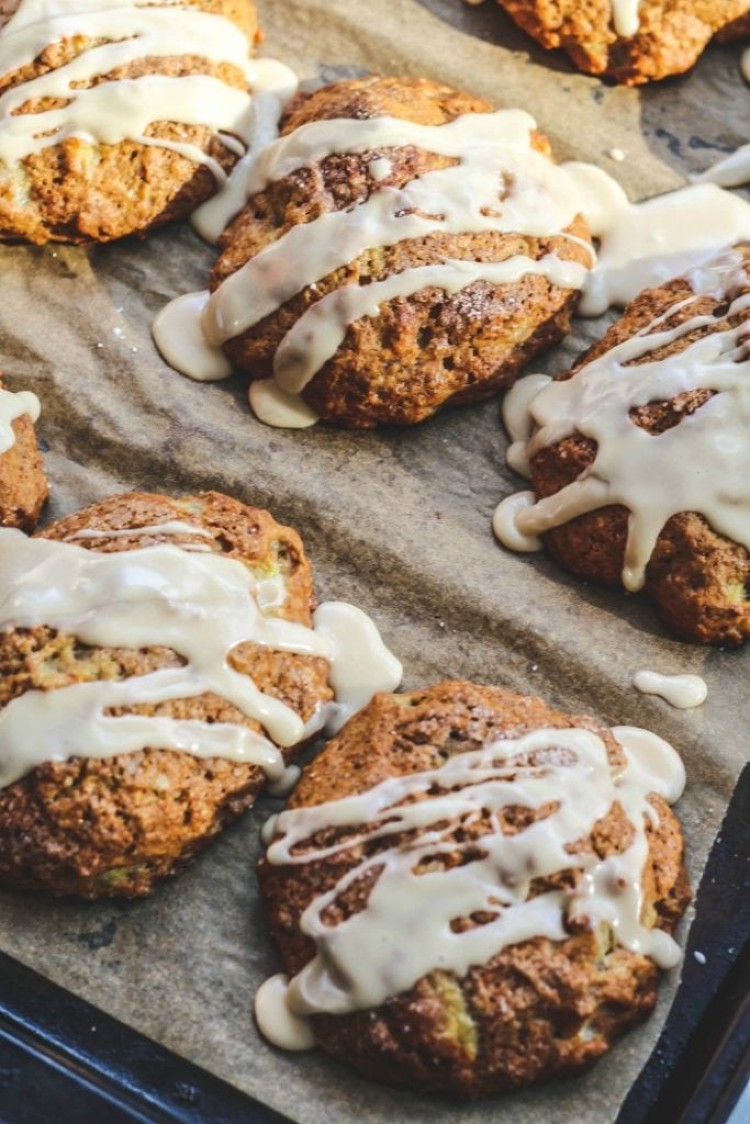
0,376 -> 47,529
203,75 -> 593,428
495,0 -> 750,85
494,245 -> 750,646
257,682 -> 690,1096
0,490 -> 338,898
257,683 -> 690,1093
0,0 -> 261,243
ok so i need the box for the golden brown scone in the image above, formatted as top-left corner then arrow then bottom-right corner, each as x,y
0,490 -> 333,898
0,377 -> 47,530
212,75 -> 592,428
528,250 -> 750,646
0,1 -> 260,243
258,682 -> 690,1096
496,0 -> 750,84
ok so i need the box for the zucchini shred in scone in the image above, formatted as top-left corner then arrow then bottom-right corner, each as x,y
0,490 -> 402,899
201,75 -> 594,428
0,0 -> 261,242
257,682 -> 690,1096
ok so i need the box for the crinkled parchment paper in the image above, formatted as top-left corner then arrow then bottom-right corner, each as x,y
0,2 -> 748,1121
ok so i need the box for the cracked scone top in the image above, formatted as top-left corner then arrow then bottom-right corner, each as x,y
257,682 -> 690,1096
0,0 -> 295,242
494,246 -> 750,646
0,490 -> 400,897
155,75 -> 594,428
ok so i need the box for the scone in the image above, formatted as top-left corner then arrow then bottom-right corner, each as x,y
0,376 -> 47,529
494,245 -> 750,646
495,0 -> 750,85
204,75 -> 593,428
0,0 -> 261,243
257,682 -> 690,1096
0,490 -> 337,898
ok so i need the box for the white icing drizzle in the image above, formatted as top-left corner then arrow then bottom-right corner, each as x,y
312,602 -> 404,735
494,250 -> 750,592
492,491 -> 543,552
0,525 -> 401,788
267,764 -> 302,799
0,1 -> 297,230
580,184 -> 750,317
695,145 -> 750,191
191,61 -> 298,243
256,723 -> 685,1043
248,380 -> 320,429
367,156 -> 392,181
502,373 -> 552,477
272,256 -> 588,397
0,386 -> 40,453
255,974 -> 316,1051
611,0 -> 641,37
154,107 -> 596,415
561,161 -> 629,239
633,671 -> 708,709
261,812 -> 279,847
201,112 -> 593,348
153,291 -> 232,382
63,519 -> 214,544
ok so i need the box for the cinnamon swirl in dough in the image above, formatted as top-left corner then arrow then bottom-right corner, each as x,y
204,76 -> 593,428
0,490 -> 400,897
495,0 -> 750,85
257,682 -> 690,1095
494,246 -> 750,646
0,0 -> 262,243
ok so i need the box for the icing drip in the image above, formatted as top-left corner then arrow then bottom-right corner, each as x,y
256,724 -> 685,1041
312,601 -> 405,734
153,107 -> 595,416
633,671 -> 707,709
0,525 -> 401,788
0,0 -> 297,228
502,373 -> 552,477
255,974 -> 316,1051
493,251 -> 750,592
611,0 -> 641,36
0,386 -> 40,453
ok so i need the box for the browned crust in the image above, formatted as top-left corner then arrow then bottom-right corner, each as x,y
0,1 -> 261,243
530,251 -> 750,646
0,490 -> 333,898
259,682 -> 690,1096
0,378 -> 47,530
212,74 -> 592,428
496,0 -> 750,85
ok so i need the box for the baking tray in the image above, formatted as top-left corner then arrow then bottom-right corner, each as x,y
1,762 -> 748,1123
0,1 -> 749,1122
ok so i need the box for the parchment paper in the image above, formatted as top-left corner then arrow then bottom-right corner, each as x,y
0,2 -> 748,1121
